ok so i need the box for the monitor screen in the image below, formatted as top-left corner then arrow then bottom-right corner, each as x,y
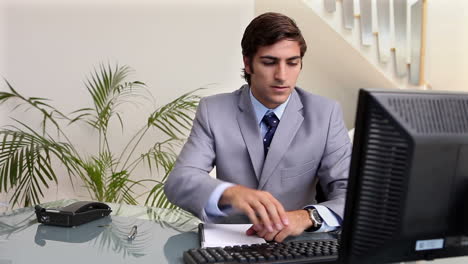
339,88 -> 468,264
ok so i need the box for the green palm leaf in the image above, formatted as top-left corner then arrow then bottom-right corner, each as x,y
1,79 -> 70,136
0,127 -> 79,207
80,152 -> 141,205
83,64 -> 145,132
144,161 -> 178,209
147,89 -> 201,138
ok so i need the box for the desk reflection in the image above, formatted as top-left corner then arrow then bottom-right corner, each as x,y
33,216 -> 152,258
34,217 -> 112,246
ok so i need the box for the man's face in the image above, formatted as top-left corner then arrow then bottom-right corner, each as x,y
244,39 -> 302,109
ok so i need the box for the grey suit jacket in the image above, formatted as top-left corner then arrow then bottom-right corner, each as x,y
164,85 -> 351,222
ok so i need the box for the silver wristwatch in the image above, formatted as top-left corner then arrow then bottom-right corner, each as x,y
305,208 -> 323,232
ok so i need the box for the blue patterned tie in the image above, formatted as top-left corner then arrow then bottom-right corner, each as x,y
262,111 -> 280,155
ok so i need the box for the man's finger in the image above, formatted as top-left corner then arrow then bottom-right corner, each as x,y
271,198 -> 289,226
252,224 -> 262,232
264,199 -> 284,231
264,230 -> 280,241
274,229 -> 289,243
245,225 -> 257,236
256,227 -> 269,238
242,205 -> 260,226
251,201 -> 273,232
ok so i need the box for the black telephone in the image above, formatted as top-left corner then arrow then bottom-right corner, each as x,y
35,201 -> 112,227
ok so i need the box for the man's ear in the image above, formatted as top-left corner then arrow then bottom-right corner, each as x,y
243,56 -> 252,74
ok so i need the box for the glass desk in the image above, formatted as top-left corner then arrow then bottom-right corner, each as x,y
0,199 -> 200,264
2,200 -> 468,264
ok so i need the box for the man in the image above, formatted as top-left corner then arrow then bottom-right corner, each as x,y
164,12 -> 351,242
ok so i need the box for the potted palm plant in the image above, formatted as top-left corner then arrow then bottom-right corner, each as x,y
0,63 -> 201,209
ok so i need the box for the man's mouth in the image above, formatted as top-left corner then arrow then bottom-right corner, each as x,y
271,85 -> 289,89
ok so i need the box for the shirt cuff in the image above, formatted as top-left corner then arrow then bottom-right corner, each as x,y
304,205 -> 341,232
204,182 -> 235,217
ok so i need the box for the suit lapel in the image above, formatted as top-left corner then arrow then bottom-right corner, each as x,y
259,90 -> 304,189
237,86 -> 264,180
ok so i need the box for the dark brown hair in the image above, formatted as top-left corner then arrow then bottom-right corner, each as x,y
241,12 -> 307,85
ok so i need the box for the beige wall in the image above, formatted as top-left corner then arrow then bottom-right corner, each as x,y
0,0 -> 254,207
425,0 -> 468,92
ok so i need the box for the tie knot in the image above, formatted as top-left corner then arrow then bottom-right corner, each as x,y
262,112 -> 279,128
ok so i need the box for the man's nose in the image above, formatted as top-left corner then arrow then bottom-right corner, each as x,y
274,63 -> 286,82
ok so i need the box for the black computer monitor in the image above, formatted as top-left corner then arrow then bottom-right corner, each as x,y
339,88 -> 468,264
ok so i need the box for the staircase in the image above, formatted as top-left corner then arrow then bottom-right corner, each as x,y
302,0 -> 428,89
255,0 -> 429,126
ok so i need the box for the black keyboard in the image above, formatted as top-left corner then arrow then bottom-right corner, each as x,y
183,239 -> 339,264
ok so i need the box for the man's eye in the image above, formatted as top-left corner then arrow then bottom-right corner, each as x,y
288,61 -> 300,66
262,61 -> 276,65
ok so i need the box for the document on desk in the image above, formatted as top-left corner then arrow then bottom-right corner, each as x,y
199,223 -> 266,248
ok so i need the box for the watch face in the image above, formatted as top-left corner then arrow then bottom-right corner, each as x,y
312,209 -> 323,224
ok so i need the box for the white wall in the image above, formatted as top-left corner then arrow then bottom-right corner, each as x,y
0,0 -> 254,207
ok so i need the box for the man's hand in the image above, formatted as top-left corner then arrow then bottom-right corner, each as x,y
219,185 -> 289,232
246,210 -> 313,242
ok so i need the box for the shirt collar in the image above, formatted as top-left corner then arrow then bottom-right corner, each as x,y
249,87 -> 290,126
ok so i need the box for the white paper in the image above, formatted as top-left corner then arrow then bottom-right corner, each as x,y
202,224 -> 266,248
